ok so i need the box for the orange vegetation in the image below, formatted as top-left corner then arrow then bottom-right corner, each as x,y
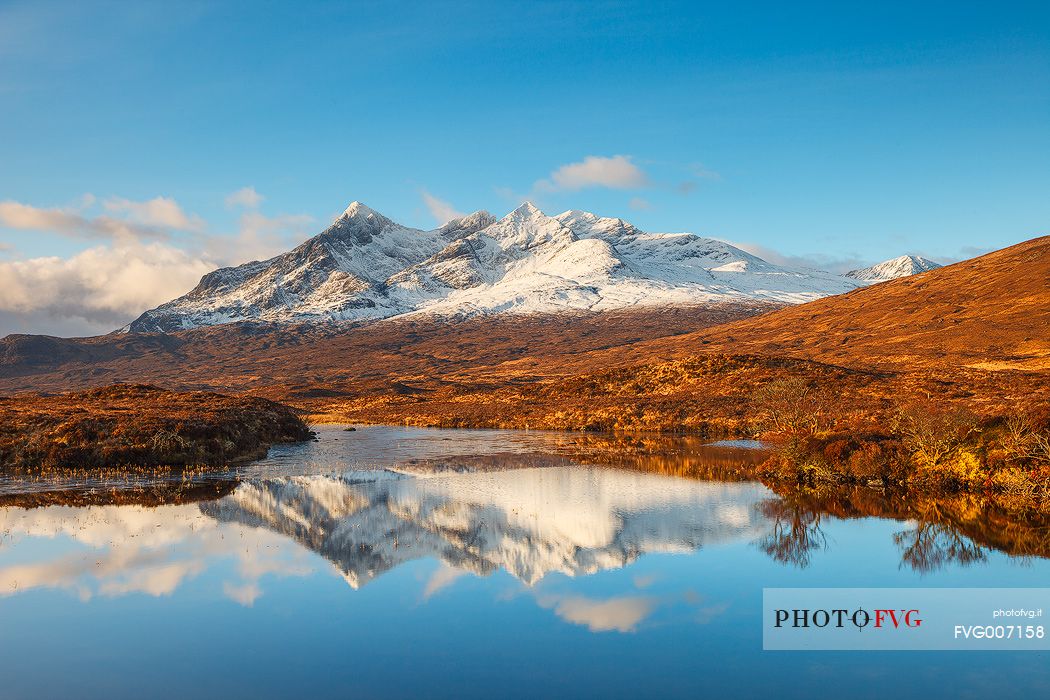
0,385 -> 312,470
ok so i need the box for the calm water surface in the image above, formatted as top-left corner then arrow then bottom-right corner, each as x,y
0,426 -> 1047,699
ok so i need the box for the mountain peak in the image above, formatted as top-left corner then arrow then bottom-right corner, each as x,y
900,254 -> 938,268
846,255 -> 942,282
319,200 -> 400,246
339,201 -> 382,220
440,210 -> 497,235
558,209 -> 598,222
508,201 -> 544,220
125,197 -> 866,333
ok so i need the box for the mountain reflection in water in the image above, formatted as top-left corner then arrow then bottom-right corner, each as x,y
1,441 -> 1046,606
200,469 -> 769,588
0,466 -> 769,601
0,423 -> 1045,604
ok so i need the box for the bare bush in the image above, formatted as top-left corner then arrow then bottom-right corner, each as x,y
1002,413 -> 1050,465
1034,432 -> 1050,464
892,398 -> 979,467
750,377 -> 829,435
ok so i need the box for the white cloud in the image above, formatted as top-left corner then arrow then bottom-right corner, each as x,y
0,191 -> 317,336
420,189 -> 464,226
225,186 -> 264,209
103,196 -> 204,232
0,201 -> 71,230
728,240 -> 868,274
223,581 -> 262,606
688,163 -> 721,181
632,573 -> 658,589
0,503 -> 316,604
422,563 -> 468,599
99,561 -> 205,598
628,197 -> 652,211
0,240 -> 215,331
0,200 -> 168,241
537,155 -> 649,192
695,601 -> 731,624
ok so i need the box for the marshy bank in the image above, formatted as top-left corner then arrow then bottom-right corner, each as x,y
746,380 -> 1050,515
567,388 -> 1050,515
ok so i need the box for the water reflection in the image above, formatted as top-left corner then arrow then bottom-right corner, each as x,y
0,500 -> 316,603
755,500 -> 828,568
0,467 -> 770,603
762,486 -> 1049,570
201,469 -> 770,588
894,521 -> 988,573
0,426 -> 1047,608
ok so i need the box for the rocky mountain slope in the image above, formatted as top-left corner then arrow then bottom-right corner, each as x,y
127,200 -> 862,332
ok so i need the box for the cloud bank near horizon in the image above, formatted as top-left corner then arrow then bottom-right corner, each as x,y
0,190 -> 314,336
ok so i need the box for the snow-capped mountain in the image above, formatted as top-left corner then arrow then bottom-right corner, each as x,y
127,200 -> 864,332
127,202 -> 493,332
845,255 -> 941,282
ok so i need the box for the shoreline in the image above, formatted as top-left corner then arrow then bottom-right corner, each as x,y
3,388 -> 1047,518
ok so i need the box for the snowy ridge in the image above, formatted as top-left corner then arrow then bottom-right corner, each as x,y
129,199 -> 873,332
845,255 -> 941,282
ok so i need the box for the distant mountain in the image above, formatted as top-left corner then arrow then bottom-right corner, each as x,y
845,255 -> 941,282
126,200 -> 862,332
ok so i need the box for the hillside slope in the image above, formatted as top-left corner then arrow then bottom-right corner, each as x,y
684,235 -> 1049,370
0,304 -> 773,397
2,236 -> 1045,435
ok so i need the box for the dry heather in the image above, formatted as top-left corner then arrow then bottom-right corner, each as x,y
0,384 -> 313,470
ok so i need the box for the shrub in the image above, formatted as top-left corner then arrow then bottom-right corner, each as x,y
892,398 -> 979,468
915,449 -> 984,490
846,440 -> 909,486
750,377 -> 830,435
1001,412 -> 1050,465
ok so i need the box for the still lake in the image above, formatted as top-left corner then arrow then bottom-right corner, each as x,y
0,425 -> 1047,699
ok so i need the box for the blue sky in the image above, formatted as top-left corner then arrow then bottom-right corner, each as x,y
0,0 -> 1047,335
